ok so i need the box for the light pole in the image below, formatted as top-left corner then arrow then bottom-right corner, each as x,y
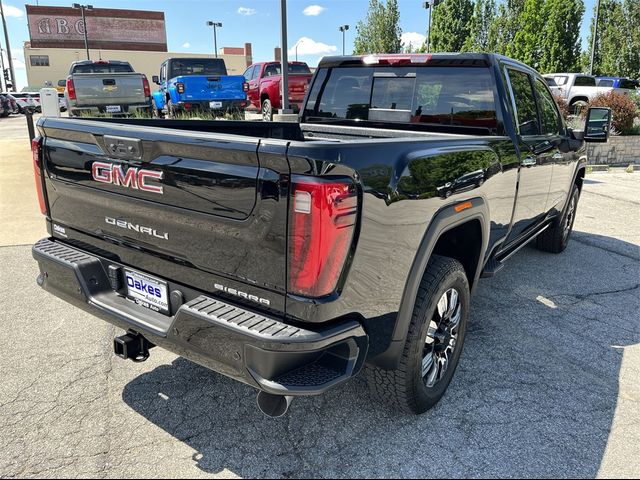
206,21 -> 222,58
423,0 -> 443,53
0,48 -> 6,91
339,25 -> 349,55
294,38 -> 305,61
72,4 -> 93,60
279,0 -> 291,113
589,0 -> 601,75
0,2 -> 16,91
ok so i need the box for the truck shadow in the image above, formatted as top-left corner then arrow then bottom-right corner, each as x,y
121,231 -> 639,477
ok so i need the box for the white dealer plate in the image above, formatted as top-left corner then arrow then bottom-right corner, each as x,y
124,269 -> 169,315
209,101 -> 223,109
106,105 -> 122,113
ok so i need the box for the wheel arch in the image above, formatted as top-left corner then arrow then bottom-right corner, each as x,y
370,198 -> 490,369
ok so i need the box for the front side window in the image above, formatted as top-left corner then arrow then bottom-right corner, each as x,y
303,66 -> 497,130
597,79 -> 614,87
508,69 -> 539,136
534,79 -> 562,135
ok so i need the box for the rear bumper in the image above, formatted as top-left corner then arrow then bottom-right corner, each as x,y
69,103 -> 151,117
32,238 -> 368,396
174,100 -> 247,112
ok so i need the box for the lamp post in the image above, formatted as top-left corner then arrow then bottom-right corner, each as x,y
294,38 -> 305,62
589,0 -> 601,75
423,0 -> 443,53
0,48 -> 6,91
0,2 -> 16,91
279,0 -> 291,113
339,25 -> 349,55
72,4 -> 93,60
206,21 -> 223,58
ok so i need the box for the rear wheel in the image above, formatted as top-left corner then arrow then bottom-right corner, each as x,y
262,98 -> 272,121
166,98 -> 176,118
151,99 -> 164,118
536,183 -> 580,253
570,99 -> 588,116
365,255 -> 470,414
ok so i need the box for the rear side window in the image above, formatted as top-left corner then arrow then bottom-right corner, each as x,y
620,79 -> 638,89
552,76 -> 568,86
507,69 -> 539,136
575,76 -> 596,87
72,63 -> 133,74
303,66 -> 497,129
597,79 -> 614,87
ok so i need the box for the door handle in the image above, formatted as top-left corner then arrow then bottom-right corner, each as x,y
521,156 -> 537,167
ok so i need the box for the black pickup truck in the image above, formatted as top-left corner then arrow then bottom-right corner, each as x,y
32,53 -> 610,416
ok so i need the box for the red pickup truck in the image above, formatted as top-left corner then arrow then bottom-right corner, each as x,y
243,61 -> 312,120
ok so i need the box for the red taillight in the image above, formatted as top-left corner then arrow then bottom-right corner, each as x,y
66,78 -> 76,100
176,82 -> 185,94
288,178 -> 358,297
31,138 -> 47,215
243,82 -> 249,92
142,76 -> 151,98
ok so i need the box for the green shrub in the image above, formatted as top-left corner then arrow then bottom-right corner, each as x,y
587,91 -> 638,135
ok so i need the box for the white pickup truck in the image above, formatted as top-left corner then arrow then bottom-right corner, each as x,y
543,73 -> 630,112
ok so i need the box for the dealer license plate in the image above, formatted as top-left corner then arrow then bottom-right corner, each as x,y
106,105 -> 122,113
124,269 -> 169,315
209,101 -> 223,109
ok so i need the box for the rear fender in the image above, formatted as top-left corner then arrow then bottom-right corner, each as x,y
151,91 -> 165,109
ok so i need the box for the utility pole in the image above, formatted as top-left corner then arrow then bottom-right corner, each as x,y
206,21 -> 222,58
589,0 -> 601,75
423,0 -> 444,53
0,2 -> 16,91
72,4 -> 93,60
0,48 -> 6,91
339,25 -> 349,55
279,0 -> 290,113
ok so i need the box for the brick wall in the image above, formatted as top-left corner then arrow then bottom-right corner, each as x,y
586,136 -> 640,165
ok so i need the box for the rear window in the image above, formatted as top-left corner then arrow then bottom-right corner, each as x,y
620,79 -> 638,89
72,63 -> 134,74
263,63 -> 311,77
303,66 -> 497,130
170,59 -> 228,77
597,79 -> 614,87
575,76 -> 596,87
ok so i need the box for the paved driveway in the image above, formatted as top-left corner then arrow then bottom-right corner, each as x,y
0,116 -> 638,478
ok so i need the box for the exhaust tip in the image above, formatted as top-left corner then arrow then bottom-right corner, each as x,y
256,392 -> 293,418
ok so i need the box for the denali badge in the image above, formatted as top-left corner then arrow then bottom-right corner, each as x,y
214,283 -> 271,307
105,217 -> 169,240
92,162 -> 163,194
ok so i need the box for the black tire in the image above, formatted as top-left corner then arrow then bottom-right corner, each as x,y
365,255 -> 470,414
262,98 -> 272,121
570,99 -> 588,116
166,98 -> 176,118
536,183 -> 580,253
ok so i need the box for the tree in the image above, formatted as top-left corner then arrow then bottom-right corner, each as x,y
622,0 -> 640,78
509,0 -> 545,67
487,0 -> 525,55
353,0 -> 403,55
538,0 -> 584,73
461,0 -> 496,52
429,0 -> 474,52
584,0 -> 628,76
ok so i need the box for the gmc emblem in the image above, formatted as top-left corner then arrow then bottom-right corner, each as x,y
92,162 -> 163,194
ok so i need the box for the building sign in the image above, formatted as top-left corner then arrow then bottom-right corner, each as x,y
26,5 -> 168,52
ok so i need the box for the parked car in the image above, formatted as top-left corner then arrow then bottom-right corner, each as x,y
596,76 -> 639,90
63,60 -> 152,117
243,61 -> 313,120
32,53 -> 611,416
151,58 -> 247,117
10,92 -> 39,113
543,73 -> 630,112
0,94 -> 10,117
0,93 -> 19,114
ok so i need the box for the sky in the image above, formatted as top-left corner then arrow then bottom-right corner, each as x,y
1,0 -> 597,90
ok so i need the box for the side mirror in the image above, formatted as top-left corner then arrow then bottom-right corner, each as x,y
583,107 -> 611,143
152,75 -> 160,85
57,79 -> 66,87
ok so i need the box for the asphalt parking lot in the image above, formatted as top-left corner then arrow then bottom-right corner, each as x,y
0,113 -> 638,478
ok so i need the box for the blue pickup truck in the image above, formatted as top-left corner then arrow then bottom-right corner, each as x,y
151,58 -> 248,117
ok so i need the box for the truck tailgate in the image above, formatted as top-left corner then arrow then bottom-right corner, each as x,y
176,75 -> 246,101
38,118 -> 290,306
72,73 -> 147,106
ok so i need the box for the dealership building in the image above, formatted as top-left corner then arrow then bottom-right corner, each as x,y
23,5 -> 253,90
